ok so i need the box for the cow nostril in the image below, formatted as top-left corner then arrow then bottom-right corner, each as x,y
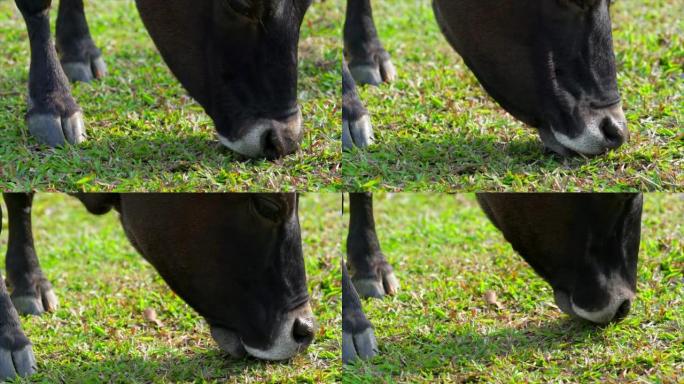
599,117 -> 625,148
613,299 -> 631,322
262,121 -> 300,160
292,317 -> 315,344
262,128 -> 283,160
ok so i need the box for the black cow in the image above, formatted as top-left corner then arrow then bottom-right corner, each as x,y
343,0 -> 628,156
13,0 -> 312,159
342,193 -> 643,363
0,193 -> 316,380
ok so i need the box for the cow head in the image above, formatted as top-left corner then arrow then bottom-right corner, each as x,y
135,0 -> 313,159
477,193 -> 642,324
434,0 -> 627,156
78,193 -> 315,360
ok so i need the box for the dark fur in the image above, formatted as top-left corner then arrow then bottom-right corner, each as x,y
343,0 -> 391,83
346,193 -> 394,285
15,0 -> 81,121
477,193 -> 641,313
136,0 -> 311,157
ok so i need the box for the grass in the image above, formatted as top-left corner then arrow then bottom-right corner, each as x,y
0,0 -> 341,191
342,193 -> 683,383
0,193 -> 341,383
342,0 -> 683,191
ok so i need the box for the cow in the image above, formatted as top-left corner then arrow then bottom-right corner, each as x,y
12,0 -> 312,159
342,192 -> 643,363
343,0 -> 629,156
0,193 -> 316,380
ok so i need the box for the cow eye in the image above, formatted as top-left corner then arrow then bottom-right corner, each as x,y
557,0 -> 599,11
224,0 -> 257,18
251,195 -> 285,222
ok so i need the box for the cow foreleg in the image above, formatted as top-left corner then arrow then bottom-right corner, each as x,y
4,193 -> 59,316
347,193 -> 399,298
56,0 -> 106,82
0,198 -> 37,380
344,0 -> 395,85
342,259 -> 378,364
342,60 -> 374,149
15,0 -> 86,146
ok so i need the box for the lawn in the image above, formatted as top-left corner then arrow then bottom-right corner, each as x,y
343,193 -> 683,382
0,0 -> 341,191
0,193 -> 341,383
342,0 -> 683,191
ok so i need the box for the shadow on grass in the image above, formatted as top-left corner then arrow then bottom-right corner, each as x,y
1,121 -> 337,190
346,317 -> 604,377
343,132 -> 586,189
34,350 -> 309,381
2,132 -> 228,176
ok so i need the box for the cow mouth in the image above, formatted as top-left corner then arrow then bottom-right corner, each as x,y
538,127 -> 579,156
210,326 -> 248,359
210,302 -> 316,361
553,289 -> 577,318
540,102 -> 628,157
553,286 -> 635,325
216,109 -> 303,160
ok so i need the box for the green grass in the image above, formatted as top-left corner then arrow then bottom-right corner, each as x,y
0,0 -> 341,191
0,193 -> 341,383
342,0 -> 683,191
342,194 -> 683,383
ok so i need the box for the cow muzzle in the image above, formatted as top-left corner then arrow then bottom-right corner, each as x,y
210,302 -> 316,361
548,103 -> 628,156
553,279 -> 635,325
218,109 -> 303,160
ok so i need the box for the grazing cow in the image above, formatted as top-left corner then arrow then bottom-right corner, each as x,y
343,0 -> 628,156
0,193 -> 316,380
13,0 -> 312,159
342,193 -> 643,363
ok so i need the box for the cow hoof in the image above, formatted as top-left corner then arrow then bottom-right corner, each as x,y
61,56 -> 107,83
349,64 -> 381,86
0,345 -> 37,380
349,60 -> 396,86
343,114 -> 374,150
12,289 -> 59,316
353,271 -> 399,299
27,112 -> 86,147
210,327 -> 247,359
379,59 -> 397,82
342,328 -> 378,364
